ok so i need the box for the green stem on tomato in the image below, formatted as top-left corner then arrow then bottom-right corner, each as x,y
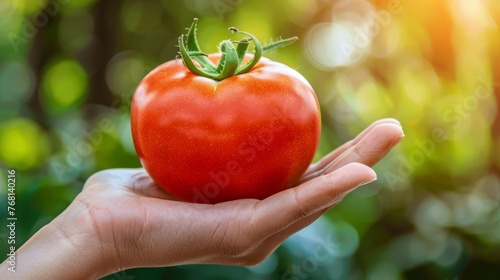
178,18 -> 298,81
235,38 -> 250,64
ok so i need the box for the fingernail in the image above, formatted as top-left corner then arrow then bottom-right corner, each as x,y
383,118 -> 402,127
390,133 -> 405,148
392,119 -> 402,127
359,177 -> 377,187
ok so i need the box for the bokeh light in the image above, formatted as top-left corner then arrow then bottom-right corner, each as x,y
41,59 -> 88,114
1,0 -> 500,279
0,118 -> 49,170
0,60 -> 35,104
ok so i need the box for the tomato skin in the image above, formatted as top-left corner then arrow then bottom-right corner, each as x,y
131,54 -> 320,203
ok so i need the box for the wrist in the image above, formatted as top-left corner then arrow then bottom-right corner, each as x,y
1,208 -> 118,279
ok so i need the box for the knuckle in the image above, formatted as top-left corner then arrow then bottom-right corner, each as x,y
352,144 -> 364,159
292,188 -> 311,220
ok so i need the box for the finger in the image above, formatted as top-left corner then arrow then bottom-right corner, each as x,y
300,123 -> 403,184
322,123 -> 404,174
234,207 -> 332,265
256,207 -> 330,255
306,118 -> 401,176
258,194 -> 347,251
250,163 -> 376,240
251,178 -> 367,258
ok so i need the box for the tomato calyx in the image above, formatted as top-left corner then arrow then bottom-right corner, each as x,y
178,18 -> 298,81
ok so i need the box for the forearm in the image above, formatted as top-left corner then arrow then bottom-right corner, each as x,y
1,222 -> 114,280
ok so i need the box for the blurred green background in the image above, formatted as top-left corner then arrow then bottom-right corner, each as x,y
1,0 -> 500,279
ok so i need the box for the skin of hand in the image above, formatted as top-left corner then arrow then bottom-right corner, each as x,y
0,118 -> 404,280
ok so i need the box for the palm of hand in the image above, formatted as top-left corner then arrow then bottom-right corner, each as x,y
52,119 -> 403,270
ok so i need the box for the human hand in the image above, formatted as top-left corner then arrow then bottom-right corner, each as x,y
1,119 -> 403,279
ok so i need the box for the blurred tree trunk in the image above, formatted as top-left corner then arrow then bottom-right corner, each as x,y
28,0 -> 120,126
84,0 -> 119,109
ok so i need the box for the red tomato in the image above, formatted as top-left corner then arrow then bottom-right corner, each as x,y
131,21 -> 320,203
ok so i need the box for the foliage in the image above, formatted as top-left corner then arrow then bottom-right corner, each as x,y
1,0 -> 500,279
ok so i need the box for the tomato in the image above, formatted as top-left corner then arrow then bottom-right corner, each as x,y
131,20 -> 321,203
